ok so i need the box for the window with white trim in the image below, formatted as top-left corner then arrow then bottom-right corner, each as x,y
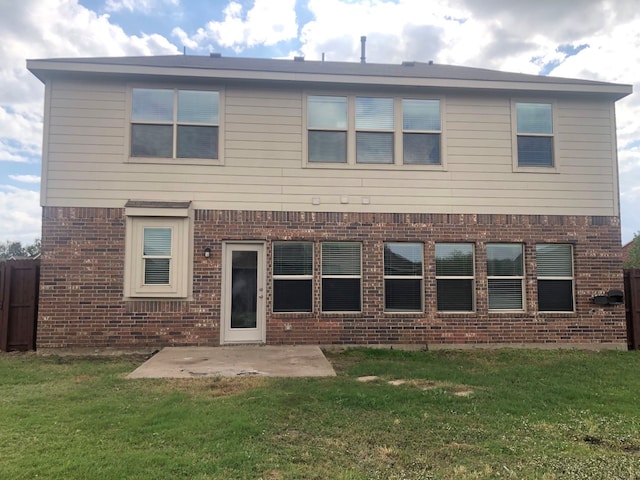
131,88 -> 219,160
307,95 -> 347,163
536,244 -> 574,312
384,243 -> 423,312
273,242 -> 313,312
321,242 -> 361,312
435,243 -> 474,312
515,102 -> 554,167
306,95 -> 442,166
403,99 -> 441,165
487,243 -> 524,310
356,97 -> 394,164
125,216 -> 190,298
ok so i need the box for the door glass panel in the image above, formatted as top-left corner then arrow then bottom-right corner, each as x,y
231,251 -> 258,329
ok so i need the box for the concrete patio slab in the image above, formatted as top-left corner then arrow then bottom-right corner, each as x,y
127,345 -> 336,378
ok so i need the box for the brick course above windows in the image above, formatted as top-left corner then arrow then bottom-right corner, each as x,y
37,207 -> 626,350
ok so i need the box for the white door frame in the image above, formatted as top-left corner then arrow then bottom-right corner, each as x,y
221,242 -> 266,344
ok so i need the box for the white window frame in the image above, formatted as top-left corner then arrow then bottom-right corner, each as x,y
435,243 -> 475,313
383,242 -> 424,313
127,85 -> 225,166
511,99 -> 558,173
321,242 -> 362,313
303,92 -> 446,170
536,243 -> 575,313
124,204 -> 193,299
486,243 -> 525,312
272,241 -> 314,313
402,98 -> 442,166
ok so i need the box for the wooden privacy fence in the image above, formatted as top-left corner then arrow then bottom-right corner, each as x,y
0,258 -> 40,351
624,268 -> 640,350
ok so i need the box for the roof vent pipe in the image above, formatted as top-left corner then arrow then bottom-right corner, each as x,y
360,36 -> 366,64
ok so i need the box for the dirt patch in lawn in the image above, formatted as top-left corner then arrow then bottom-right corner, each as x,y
148,376 -> 268,398
356,375 -> 476,396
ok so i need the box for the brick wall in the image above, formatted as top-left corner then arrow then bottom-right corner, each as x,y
37,207 -> 627,349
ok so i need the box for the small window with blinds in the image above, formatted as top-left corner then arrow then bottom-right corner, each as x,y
435,243 -> 474,312
487,243 -> 525,311
516,102 -> 553,167
143,227 -> 172,285
536,244 -> 574,312
125,216 -> 190,298
403,99 -> 441,165
356,97 -> 394,164
321,242 -> 361,312
273,242 -> 313,312
131,88 -> 219,160
384,243 -> 423,312
307,95 -> 347,163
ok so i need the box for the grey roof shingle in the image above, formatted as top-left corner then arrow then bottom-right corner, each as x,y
27,54 -> 632,100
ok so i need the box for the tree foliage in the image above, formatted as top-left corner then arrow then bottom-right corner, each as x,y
0,239 -> 41,260
624,232 -> 640,269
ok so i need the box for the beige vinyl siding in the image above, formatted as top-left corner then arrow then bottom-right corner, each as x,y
43,81 -> 619,216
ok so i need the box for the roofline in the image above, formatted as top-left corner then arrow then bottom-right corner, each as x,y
26,57 -> 633,100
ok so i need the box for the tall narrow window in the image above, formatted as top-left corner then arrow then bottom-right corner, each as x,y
487,243 -> 524,310
435,243 -> 474,311
131,88 -> 219,160
273,242 -> 313,312
516,102 -> 553,167
177,90 -> 219,159
356,97 -> 394,164
403,99 -> 441,165
384,243 -> 423,312
537,244 -> 574,312
307,96 -> 347,163
321,242 -> 361,312
143,227 -> 172,285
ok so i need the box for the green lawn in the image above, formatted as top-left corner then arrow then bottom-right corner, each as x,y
1,348 -> 639,479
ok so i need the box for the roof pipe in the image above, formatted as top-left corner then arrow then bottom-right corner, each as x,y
360,36 -> 366,64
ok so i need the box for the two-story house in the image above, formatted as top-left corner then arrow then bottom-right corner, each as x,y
27,55 -> 632,350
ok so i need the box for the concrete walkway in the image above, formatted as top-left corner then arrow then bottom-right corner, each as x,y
127,345 -> 336,378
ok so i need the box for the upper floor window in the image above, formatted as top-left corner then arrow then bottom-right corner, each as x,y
131,88 -> 219,160
403,99 -> 441,165
307,96 -> 347,163
356,97 -> 394,164
515,102 -> 554,167
306,95 -> 442,167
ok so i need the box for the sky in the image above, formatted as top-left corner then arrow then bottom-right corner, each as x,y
0,0 -> 639,244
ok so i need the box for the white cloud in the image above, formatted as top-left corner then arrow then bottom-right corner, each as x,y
0,0 -> 181,243
179,0 -> 298,53
105,0 -> 180,13
9,175 -> 41,184
0,185 -> 41,243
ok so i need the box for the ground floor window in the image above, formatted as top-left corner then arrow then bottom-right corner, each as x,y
263,239 -> 581,316
435,243 -> 475,311
536,244 -> 574,312
486,243 -> 524,311
384,243 -> 423,312
321,242 -> 362,312
272,242 -> 313,312
125,216 -> 190,298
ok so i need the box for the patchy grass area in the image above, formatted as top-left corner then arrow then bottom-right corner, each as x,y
1,349 -> 639,479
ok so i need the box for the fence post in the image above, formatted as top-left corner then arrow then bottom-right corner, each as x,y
624,268 -> 640,350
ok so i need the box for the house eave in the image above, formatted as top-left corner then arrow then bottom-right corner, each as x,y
26,58 -> 633,101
